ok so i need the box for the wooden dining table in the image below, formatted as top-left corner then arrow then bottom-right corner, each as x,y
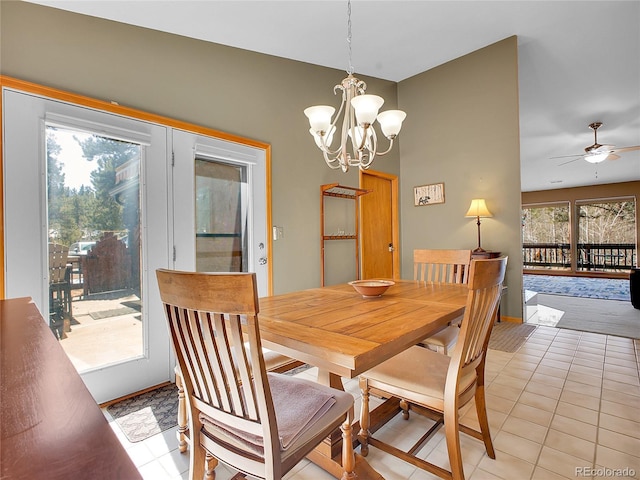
256,279 -> 469,479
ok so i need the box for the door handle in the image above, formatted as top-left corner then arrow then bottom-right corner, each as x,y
388,243 -> 395,252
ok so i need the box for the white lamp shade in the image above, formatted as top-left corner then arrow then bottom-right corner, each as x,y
310,125 -> 335,148
351,94 -> 384,125
377,110 -> 406,137
465,199 -> 493,218
584,152 -> 609,163
304,105 -> 335,133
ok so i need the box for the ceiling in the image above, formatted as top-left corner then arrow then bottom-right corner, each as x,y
25,0 -> 640,192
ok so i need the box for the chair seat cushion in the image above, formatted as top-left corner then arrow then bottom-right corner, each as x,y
200,373 -> 352,457
420,325 -> 459,348
361,345 -> 476,408
263,349 -> 299,372
233,342 -> 299,373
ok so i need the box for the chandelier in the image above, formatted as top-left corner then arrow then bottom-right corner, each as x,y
303,0 -> 406,172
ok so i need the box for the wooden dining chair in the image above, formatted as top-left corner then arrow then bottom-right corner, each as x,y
49,243 -> 72,338
413,249 -> 472,354
173,352 -> 304,454
359,257 -> 507,480
156,269 -> 355,480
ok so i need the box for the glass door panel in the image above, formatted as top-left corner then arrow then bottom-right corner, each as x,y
46,125 -> 143,372
195,159 -> 248,273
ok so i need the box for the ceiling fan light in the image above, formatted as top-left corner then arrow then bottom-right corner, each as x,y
585,152 -> 608,163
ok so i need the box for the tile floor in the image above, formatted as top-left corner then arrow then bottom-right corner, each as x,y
104,326 -> 640,480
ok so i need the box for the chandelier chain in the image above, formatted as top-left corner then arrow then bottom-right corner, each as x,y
346,0 -> 354,75
303,0 -> 406,172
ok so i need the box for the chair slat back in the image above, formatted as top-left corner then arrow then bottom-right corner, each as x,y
49,243 -> 69,284
156,269 -> 278,454
413,249 -> 472,284
448,257 -> 507,384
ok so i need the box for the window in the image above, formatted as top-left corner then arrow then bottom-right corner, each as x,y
523,197 -> 636,275
522,203 -> 571,270
576,198 -> 636,272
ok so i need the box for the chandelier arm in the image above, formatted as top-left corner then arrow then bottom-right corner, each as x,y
331,84 -> 347,129
358,129 -> 377,168
321,150 -> 344,169
317,136 -> 342,157
372,137 -> 396,156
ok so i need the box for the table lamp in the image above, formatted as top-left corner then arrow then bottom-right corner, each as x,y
465,199 -> 493,253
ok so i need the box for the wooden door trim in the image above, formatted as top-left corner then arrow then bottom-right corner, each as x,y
359,170 -> 400,279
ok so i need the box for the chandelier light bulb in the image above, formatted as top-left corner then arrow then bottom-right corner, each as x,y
377,110 -> 407,138
350,94 -> 384,125
310,126 -> 336,148
304,105 -> 335,133
348,124 -> 373,148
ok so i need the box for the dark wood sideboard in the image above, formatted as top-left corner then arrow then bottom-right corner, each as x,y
0,297 -> 141,480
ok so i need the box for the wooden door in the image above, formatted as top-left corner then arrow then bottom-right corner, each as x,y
360,170 -> 399,279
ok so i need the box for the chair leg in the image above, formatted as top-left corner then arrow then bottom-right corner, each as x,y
204,453 -> 217,480
474,384 -> 495,459
399,399 -> 410,420
358,377 -> 370,457
191,442 -> 206,480
340,412 -> 356,480
444,407 -> 465,480
175,367 -> 189,453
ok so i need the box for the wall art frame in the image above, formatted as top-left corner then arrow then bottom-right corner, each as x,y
414,182 -> 445,206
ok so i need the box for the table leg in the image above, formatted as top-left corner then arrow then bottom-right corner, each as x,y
310,369 -> 385,480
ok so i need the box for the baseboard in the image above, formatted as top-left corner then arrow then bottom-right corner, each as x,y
500,316 -> 522,324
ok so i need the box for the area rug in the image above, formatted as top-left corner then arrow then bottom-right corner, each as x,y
488,322 -> 537,353
523,274 -> 630,301
539,294 -> 640,339
107,383 -> 179,443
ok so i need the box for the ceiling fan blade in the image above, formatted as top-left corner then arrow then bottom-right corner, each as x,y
558,157 -> 582,166
611,145 -> 640,154
550,153 -> 583,160
606,154 -> 621,161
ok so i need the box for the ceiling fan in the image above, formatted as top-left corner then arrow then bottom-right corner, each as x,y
553,122 -> 640,166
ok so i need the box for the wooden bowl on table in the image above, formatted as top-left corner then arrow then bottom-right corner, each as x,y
348,280 -> 395,298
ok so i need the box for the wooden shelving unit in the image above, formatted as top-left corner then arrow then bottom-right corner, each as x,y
320,183 -> 370,286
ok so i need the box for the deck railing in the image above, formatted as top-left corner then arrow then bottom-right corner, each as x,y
523,243 -> 636,272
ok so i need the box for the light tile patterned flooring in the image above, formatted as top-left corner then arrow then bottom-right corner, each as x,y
105,326 -> 640,480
